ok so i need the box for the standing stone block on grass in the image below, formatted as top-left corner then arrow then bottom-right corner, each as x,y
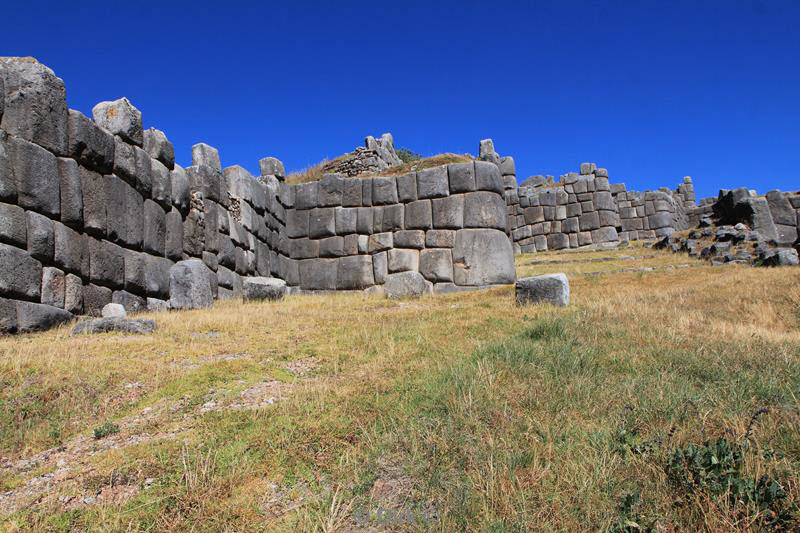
337,255 -> 375,290
0,57 -> 69,156
169,259 -> 213,309
452,229 -> 515,286
243,277 -> 286,301
92,97 -> 143,146
102,302 -> 127,318
384,271 -> 432,298
388,248 -> 419,273
298,258 -> 337,290
64,273 -> 82,314
419,249 -> 453,282
516,273 -> 570,306
16,301 -> 72,332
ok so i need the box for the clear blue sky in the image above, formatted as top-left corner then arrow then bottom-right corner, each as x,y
4,1 -> 799,199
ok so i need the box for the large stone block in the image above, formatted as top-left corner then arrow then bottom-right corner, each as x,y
124,179 -> 144,247
388,248 -> 419,273
83,283 -> 112,316
243,277 -> 286,301
319,236 -> 345,257
393,230 -> 425,249
447,162 -> 476,194
104,173 -> 127,244
381,204 -> 404,232
143,199 -> 166,255
53,222 -> 85,274
547,233 -> 569,250
463,191 -> 506,230
171,164 -> 190,212
317,174 -> 343,206
498,156 -> 515,177
432,195 -> 464,229
88,237 -> 124,288
372,177 -> 398,205
452,229 -> 515,286
516,273 -> 569,306
112,290 -> 146,313
298,258 -> 337,290
143,128 -> 174,169
0,57 -> 68,156
169,258 -> 213,309
0,242 -> 42,300
405,200 -> 432,230
67,109 -> 114,173
290,237 -> 319,259
368,232 -> 393,253
309,207 -> 335,239
425,229 -> 455,248
591,226 -> 619,243
342,178 -> 362,207
16,301 -> 72,332
64,273 -> 82,314
648,211 -> 673,230
26,211 -> 53,262
145,255 -> 172,298
9,136 -> 60,217
151,159 -> 172,210
190,142 -> 221,171
295,182 -> 318,210
337,255 -> 374,290
474,161 -> 504,194
165,208 -> 183,261
0,202 -> 26,247
579,211 -> 600,231
286,208 -> 309,238
417,166 -> 449,199
92,97 -> 143,146
396,173 -> 417,202
419,248 -> 453,282
335,207 -> 357,235
593,191 -> 615,211
384,271 -> 432,298
185,164 -> 220,203
259,157 -> 284,179
123,249 -> 146,295
356,207 -> 374,234
372,251 -> 387,284
0,131 -> 13,202
56,158 -> 82,227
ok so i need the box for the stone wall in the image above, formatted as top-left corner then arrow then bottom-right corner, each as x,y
278,163 -> 515,293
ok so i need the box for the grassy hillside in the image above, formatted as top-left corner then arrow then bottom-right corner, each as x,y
1,244 -> 798,531
286,153 -> 473,184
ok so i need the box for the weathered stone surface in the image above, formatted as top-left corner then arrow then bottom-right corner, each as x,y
55,158 -> 82,227
143,128 -> 174,169
372,177 -> 398,205
368,232 -> 393,253
579,211 -> 600,231
474,161 -> 504,193
463,191 -> 506,230
259,157 -> 285,178
372,251 -> 388,284
384,271 -> 432,298
405,200 -> 432,230
165,208 -> 183,261
72,317 -> 155,335
146,297 -> 168,312
41,266 -> 65,308
0,242 -> 41,300
337,255 -> 374,289
319,236 -> 345,257
16,301 -> 72,332
112,289 -> 147,313
67,109 -> 114,173
143,199 -> 166,255
547,232 -> 569,250
432,195 -> 464,229
425,229 -> 455,248
648,211 -> 673,230
0,57 -> 68,155
53,222 -> 86,274
0,202 -> 26,247
356,207 -> 374,234
341,178 -> 362,207
318,174 -> 343,206
452,229 -> 515,286
83,283 -> 112,316
498,156 -> 515,176
92,97 -> 143,146
417,166 -> 449,199
419,249 -> 453,282
388,248 -> 419,272
88,238 -> 124,287
9,136 -> 60,216
171,164 -> 190,212
102,302 -> 127,318
591,226 -> 619,243
151,159 -> 172,210
298,258 -> 337,290
169,259 -> 213,309
64,273 -> 83,314
243,276 -> 286,301
295,182 -> 318,210
381,204 -> 404,232
761,248 -> 799,266
393,230 -> 425,249
335,207 -> 357,235
309,207 -> 335,239
396,173 -> 417,202
190,143 -> 221,171
516,273 -> 569,306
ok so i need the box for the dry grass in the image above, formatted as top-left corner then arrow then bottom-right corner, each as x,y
1,243 -> 798,531
285,153 -> 473,184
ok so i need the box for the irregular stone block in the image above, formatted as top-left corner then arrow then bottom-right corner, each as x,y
342,178 -> 362,207
9,136 -> 60,217
452,229 -> 515,286
356,207 -> 374,234
103,301 -> 128,317
67,109 -> 114,173
381,204 -> 404,232
123,249 -> 146,294
143,128 -> 174,169
319,236 -> 345,257
191,142 -> 221,170
64,273 -> 82,314
0,242 -> 41,300
26,211 -> 53,262
516,273 -> 569,306
318,174 -> 343,206
368,232 -> 393,253
0,57 -> 68,156
448,162 -> 476,193
393,230 -> 425,249
579,211 -> 600,231
425,229 -> 455,248
151,159 -> 172,210
396,172 -> 417,202
290,237 -> 319,259
388,248 -> 419,273
417,166 -> 449,199
498,156 -> 515,176
372,177 -> 398,205
0,201 -> 26,247
591,226 -> 619,243
384,271 -> 432,298
463,191 -> 506,230
88,238 -> 124,288
598,210 -> 619,228
372,250 -> 388,284
298,258 -> 337,290
171,164 -> 190,212
83,283 -> 112,316
185,165 -> 220,203
56,158 -> 83,227
648,211 -> 672,230
92,97 -> 142,146
243,277 -> 286,301
16,301 -> 72,332
169,258 -> 212,309
72,317 -> 155,335
104,173 -> 127,244
357,234 -> 369,254
124,180 -> 144,247
474,161 -> 504,194
419,248 -> 453,282
335,207 -> 357,235
147,297 -> 168,312
258,157 -> 284,178
547,233 -> 569,250
432,195 -> 464,229
405,200 -> 432,230
337,255 -> 374,290
309,207 -> 335,239
53,222 -> 85,274
41,266 -> 65,308
165,208 -> 183,261
143,199 -> 166,255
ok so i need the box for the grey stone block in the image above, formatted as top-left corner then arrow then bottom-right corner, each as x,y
92,97 -> 142,146
0,131 -> 13,202
111,291 -> 146,313
523,206 -> 544,224
286,208 -> 310,238
577,231 -> 592,246
396,173 -> 417,202
337,255 -> 374,290
83,283 -> 112,316
393,230 -> 425,249
88,237 -> 124,288
298,258 -> 337,290
452,229 -> 515,286
124,180 -> 144,247
309,207 -> 335,239
381,204 -> 404,232
593,191 -> 615,211
425,229 -> 455,248
202,250 -> 219,271
165,208 -> 183,261
53,222 -> 85,274
151,159 -> 172,210
64,273 -> 82,314
562,217 -> 579,233
318,174 -> 343,206
648,211 -> 673,229
579,211 -> 600,231
0,58 -> 68,156
67,109 -> 114,173
405,200 -> 432,230
320,236 -> 345,257
243,277 -> 286,301
9,136 -> 60,217
547,233 -> 569,250
16,301 -> 72,332
368,232 -> 393,253
432,195 -> 464,229
26,211 -> 53,262
112,136 -> 136,184
143,128 -> 174,169
123,250 -> 146,294
56,158 -> 82,227
0,242 -> 41,300
143,199 -> 166,255
290,238 -> 319,259
343,233 -> 359,255
463,191 -> 506,230
388,248 -> 419,272
591,227 -> 619,243
474,161 -> 504,194
384,271 -> 432,298
171,164 -> 190,212
169,258 -> 213,309
417,166 -> 449,199
191,143 -> 221,171
72,316 -> 155,335
357,207 -> 374,234
133,145 -> 153,196
41,266 -> 65,308
361,178 -> 372,206
448,162 -> 476,193
185,164 -> 219,203
419,248 -> 453,282
598,210 -> 619,227
104,173 -> 127,244
373,251 -> 387,284
335,207 -> 357,235
516,273 -> 569,306
372,177 -> 398,205
0,202 -> 26,247
342,178 -> 362,207
499,156 -> 515,176
295,182 -> 318,210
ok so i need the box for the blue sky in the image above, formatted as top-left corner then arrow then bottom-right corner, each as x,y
4,1 -> 799,199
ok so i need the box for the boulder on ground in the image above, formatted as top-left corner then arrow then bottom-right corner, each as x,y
101,302 -> 126,318
168,259 -> 213,309
383,271 -> 432,298
243,277 -> 287,301
760,248 -> 799,267
72,317 -> 156,335
515,273 -> 570,306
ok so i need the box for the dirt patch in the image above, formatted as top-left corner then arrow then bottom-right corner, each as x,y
285,358 -> 317,377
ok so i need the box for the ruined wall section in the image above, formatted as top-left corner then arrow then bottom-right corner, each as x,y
277,162 -> 515,292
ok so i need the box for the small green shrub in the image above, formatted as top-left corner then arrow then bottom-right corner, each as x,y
395,147 -> 422,164
93,421 -> 120,440
609,489 -> 657,532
